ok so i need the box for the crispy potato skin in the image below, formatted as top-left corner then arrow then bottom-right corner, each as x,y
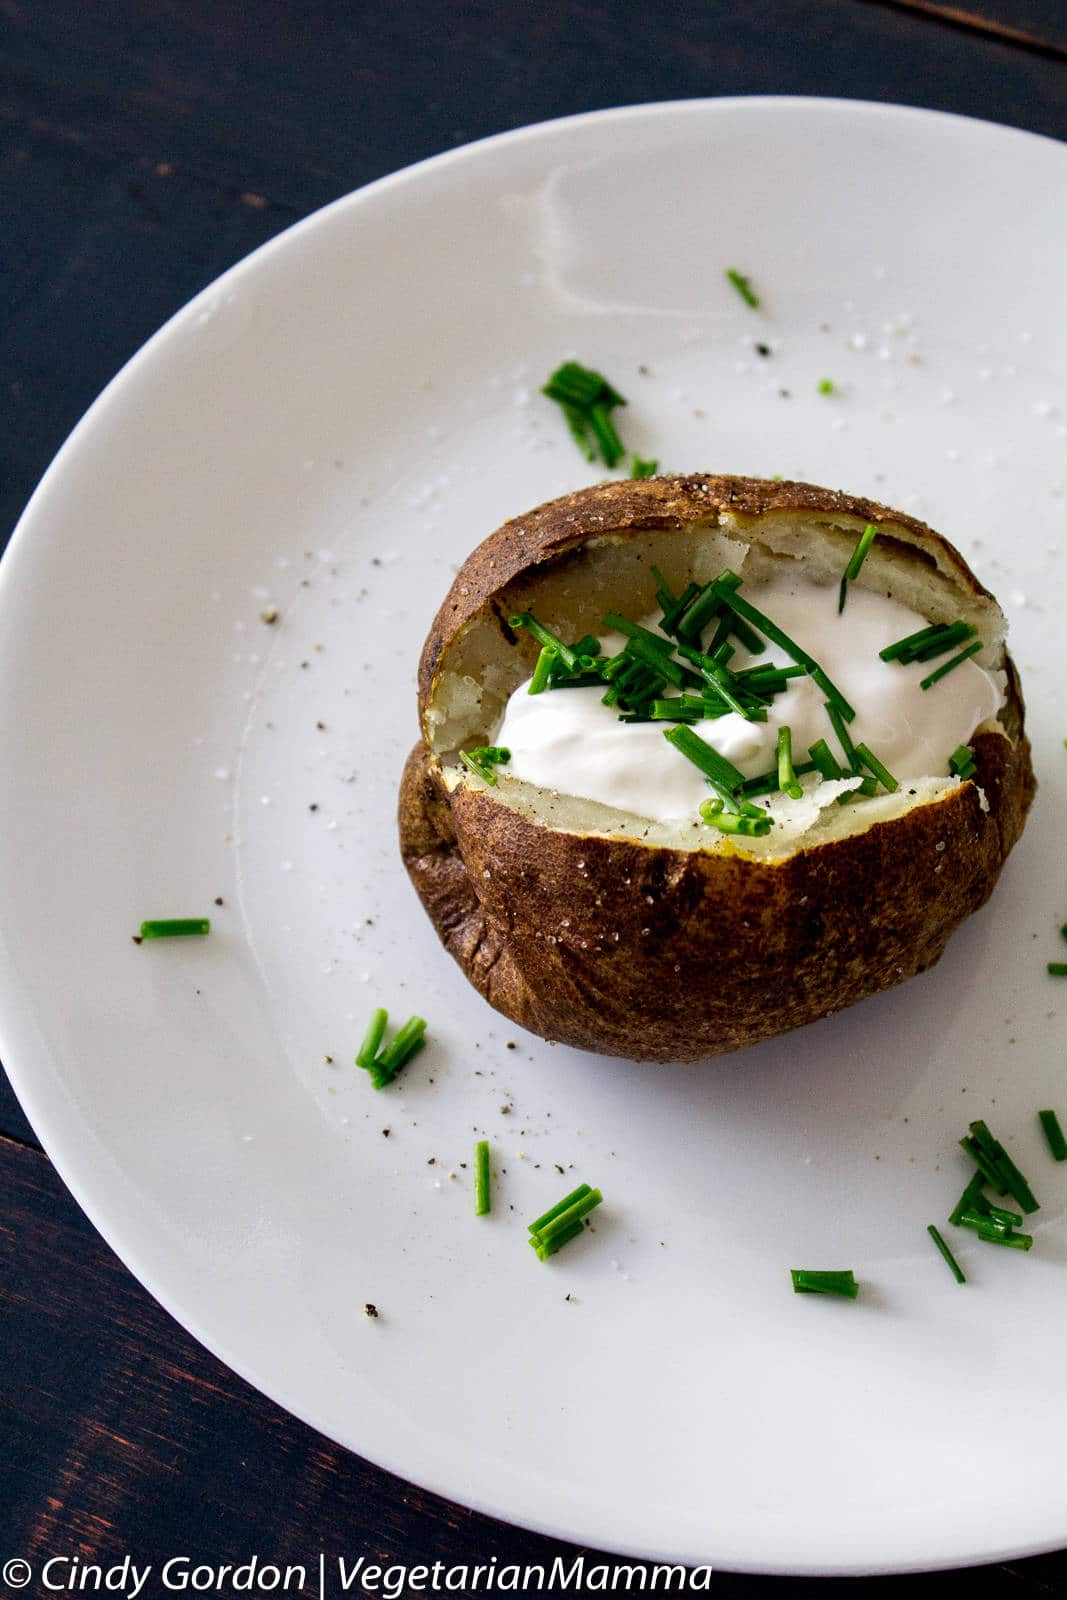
401,477 -> 1035,1062
400,728 -> 1033,1061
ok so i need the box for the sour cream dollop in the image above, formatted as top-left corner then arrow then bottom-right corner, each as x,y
493,574 -> 1001,825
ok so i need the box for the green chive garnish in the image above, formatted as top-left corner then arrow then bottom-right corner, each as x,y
630,454 -> 658,478
375,1015 -> 427,1081
790,1270 -> 858,1299
1049,963 -> 1067,976
854,742 -> 898,793
964,1119 -> 1039,1214
927,1225 -> 966,1284
529,645 -> 557,695
879,620 -> 977,665
824,700 -> 860,773
712,573 -> 855,720
665,725 -> 766,817
837,523 -> 878,613
776,726 -> 804,799
948,744 -> 976,779
508,612 -> 579,672
920,640 -> 983,690
807,739 -> 843,781
474,1139 -> 492,1214
459,746 -> 510,785
357,1007 -> 389,1070
138,918 -> 210,938
542,363 -> 628,469
528,1184 -> 602,1260
1039,1111 -> 1067,1161
726,268 -> 760,308
700,803 -> 772,836
817,378 -> 835,395
357,1011 -> 427,1089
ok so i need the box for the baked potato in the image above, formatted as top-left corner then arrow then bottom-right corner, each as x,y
399,476 -> 1034,1062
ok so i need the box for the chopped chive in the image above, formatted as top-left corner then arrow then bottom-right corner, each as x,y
700,803 -> 772,837
138,918 -> 210,938
675,583 -> 728,643
1039,1110 -> 1067,1162
983,1201 -> 1025,1230
824,700 -> 860,773
623,636 -> 687,687
959,1135 -> 1006,1192
817,378 -> 835,395
542,362 -> 627,468
661,581 -> 702,636
908,622 -> 979,663
460,747 -> 508,785
508,612 -> 579,672
531,1218 -> 586,1260
966,1119 -> 1039,1214
736,663 -> 805,691
949,1171 -> 990,1228
374,1014 -> 427,1082
920,640 -> 983,690
807,738 -> 844,781
664,725 -> 766,815
357,1007 -> 389,1070
927,1225 -> 966,1284
958,1209 -> 1033,1250
835,775 -> 879,806
726,268 -> 760,308
879,621 -> 976,664
1049,963 -> 1067,976
630,454 -> 659,478
838,523 -> 878,613
587,402 -> 625,468
776,726 -> 804,800
528,1183 -> 592,1237
949,744 -> 976,779
712,574 -> 855,719
697,659 -> 754,720
528,645 -> 558,695
809,667 -> 856,723
528,1185 -> 602,1259
474,1139 -> 491,1215
532,1189 -> 602,1245
790,1269 -> 858,1299
557,400 -> 597,462
854,742 -> 898,793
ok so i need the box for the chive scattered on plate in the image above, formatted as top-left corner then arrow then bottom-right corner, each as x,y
790,1269 -> 858,1299
1039,1110 -> 1067,1162
541,362 -> 628,468
528,1184 -> 602,1260
725,268 -> 760,308
927,1225 -> 966,1284
138,918 -> 210,939
474,1139 -> 492,1215
357,1009 -> 427,1090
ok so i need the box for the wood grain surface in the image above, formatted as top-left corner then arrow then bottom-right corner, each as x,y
1,0 -> 1065,1586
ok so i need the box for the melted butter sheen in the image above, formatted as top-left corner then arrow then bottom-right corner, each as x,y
493,575 -> 1002,824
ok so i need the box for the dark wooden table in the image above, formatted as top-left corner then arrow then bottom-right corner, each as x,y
2,3 -> 1065,1591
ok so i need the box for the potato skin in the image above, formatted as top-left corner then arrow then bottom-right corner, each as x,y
401,477 -> 1035,1062
399,726 -> 1033,1061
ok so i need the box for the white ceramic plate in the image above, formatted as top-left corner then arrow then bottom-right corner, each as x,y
1,100 -> 1066,1577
